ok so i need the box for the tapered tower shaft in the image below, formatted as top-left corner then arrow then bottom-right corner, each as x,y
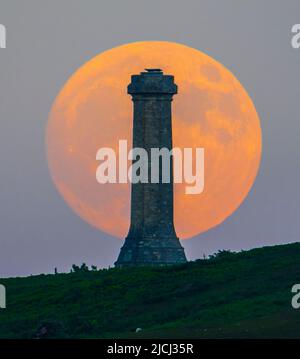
115,69 -> 187,266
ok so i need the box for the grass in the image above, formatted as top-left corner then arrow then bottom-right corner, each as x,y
0,242 -> 300,338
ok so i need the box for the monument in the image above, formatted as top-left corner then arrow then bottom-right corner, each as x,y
115,69 -> 187,266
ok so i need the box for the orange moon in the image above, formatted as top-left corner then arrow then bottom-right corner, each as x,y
46,41 -> 262,240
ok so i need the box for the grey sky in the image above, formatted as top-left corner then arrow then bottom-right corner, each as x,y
0,0 -> 299,277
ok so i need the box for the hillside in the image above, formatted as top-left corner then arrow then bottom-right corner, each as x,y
1,243 -> 300,338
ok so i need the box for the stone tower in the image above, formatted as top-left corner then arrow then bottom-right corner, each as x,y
115,69 -> 187,267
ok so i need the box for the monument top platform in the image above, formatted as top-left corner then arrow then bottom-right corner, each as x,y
128,68 -> 177,95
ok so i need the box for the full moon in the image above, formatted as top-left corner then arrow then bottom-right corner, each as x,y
46,41 -> 262,239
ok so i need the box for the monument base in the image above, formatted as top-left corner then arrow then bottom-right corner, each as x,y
114,236 -> 187,267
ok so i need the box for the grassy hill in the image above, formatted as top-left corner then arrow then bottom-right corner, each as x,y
1,242 -> 300,338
